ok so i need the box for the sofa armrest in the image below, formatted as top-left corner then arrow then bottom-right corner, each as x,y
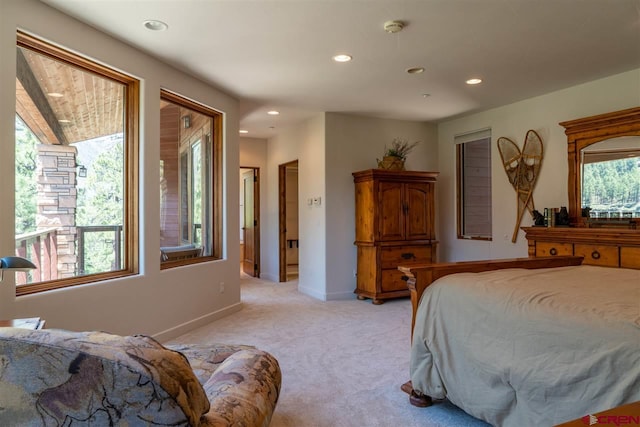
200,349 -> 282,427
0,328 -> 209,426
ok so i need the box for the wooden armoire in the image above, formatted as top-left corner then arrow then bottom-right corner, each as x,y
353,169 -> 438,304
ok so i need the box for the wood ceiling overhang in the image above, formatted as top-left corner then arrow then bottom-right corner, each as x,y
15,47 -> 124,145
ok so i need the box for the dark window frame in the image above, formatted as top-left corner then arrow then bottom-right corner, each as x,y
456,131 -> 493,241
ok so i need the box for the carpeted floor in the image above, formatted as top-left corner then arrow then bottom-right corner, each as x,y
169,274 -> 491,427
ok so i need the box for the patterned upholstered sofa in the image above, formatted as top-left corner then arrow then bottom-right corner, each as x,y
0,328 -> 281,426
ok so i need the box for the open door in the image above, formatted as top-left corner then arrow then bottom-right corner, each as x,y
279,160 -> 298,282
242,168 -> 259,277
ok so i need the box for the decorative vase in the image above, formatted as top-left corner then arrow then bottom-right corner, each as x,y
377,156 -> 405,171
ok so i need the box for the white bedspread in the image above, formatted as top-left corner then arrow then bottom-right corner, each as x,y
410,265 -> 640,426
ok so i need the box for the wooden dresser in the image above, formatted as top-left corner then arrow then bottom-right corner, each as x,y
353,169 -> 438,304
523,227 -> 640,268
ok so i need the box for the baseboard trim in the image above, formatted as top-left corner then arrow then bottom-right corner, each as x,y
325,290 -> 356,301
298,285 -> 357,301
297,283 -> 325,300
153,302 -> 243,343
260,272 -> 279,282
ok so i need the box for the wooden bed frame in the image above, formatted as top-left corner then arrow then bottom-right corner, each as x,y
398,255 -> 585,407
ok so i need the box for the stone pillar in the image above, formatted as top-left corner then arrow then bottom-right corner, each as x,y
36,144 -> 77,278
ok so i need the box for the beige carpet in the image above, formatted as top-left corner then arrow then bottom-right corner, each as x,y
169,274 -> 488,427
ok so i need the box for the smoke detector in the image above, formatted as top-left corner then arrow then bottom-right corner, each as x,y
384,20 -> 405,33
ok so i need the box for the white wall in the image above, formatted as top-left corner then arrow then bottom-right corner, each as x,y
240,137 -> 268,273
324,113 -> 438,299
437,69 -> 640,262
263,113 -> 438,300
263,114 -> 326,299
1,0 -> 241,341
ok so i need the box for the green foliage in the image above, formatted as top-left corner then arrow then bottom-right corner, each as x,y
15,117 -> 38,235
582,157 -> 640,213
77,139 -> 124,274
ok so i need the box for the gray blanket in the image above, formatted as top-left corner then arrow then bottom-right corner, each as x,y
410,265 -> 640,426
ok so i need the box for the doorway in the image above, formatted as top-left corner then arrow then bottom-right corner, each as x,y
279,160 -> 299,282
240,167 -> 260,277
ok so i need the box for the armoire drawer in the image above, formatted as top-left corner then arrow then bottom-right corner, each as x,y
574,244 -> 619,267
380,246 -> 432,269
535,242 -> 573,257
380,269 -> 411,292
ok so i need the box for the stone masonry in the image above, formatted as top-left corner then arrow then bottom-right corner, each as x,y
36,144 -> 77,278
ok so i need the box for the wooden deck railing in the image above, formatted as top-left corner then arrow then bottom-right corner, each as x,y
15,225 -> 123,285
77,225 -> 123,274
14,227 -> 59,285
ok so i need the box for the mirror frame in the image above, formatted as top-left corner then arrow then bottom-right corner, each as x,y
560,106 -> 640,226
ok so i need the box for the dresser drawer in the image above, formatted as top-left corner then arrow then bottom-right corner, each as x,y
380,269 -> 411,292
535,242 -> 573,257
574,244 -> 619,267
380,245 -> 432,269
620,247 -> 640,269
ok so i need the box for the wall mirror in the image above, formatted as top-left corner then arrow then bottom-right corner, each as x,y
560,107 -> 640,227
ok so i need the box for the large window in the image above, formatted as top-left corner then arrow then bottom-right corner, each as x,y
159,90 -> 222,267
14,32 -> 139,295
456,129 -> 492,240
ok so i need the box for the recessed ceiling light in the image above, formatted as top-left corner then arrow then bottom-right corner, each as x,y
333,54 -> 352,63
58,119 -> 71,123
48,92 -> 64,98
407,67 -> 425,74
466,78 -> 482,85
239,130 -> 249,134
143,20 -> 168,31
422,93 -> 431,98
267,110 -> 280,116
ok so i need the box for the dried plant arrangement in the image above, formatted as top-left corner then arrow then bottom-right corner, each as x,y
377,138 -> 420,170
383,138 -> 420,160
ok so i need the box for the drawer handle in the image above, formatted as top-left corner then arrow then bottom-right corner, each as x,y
401,275 -> 409,282
591,250 -> 601,260
549,248 -> 557,256
401,253 -> 415,260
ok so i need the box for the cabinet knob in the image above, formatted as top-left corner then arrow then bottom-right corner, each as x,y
549,248 -> 557,256
401,252 -> 415,260
591,250 -> 601,260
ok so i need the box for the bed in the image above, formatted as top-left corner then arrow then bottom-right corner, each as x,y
399,256 -> 640,426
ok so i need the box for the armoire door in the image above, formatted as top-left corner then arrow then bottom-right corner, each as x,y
405,182 -> 433,240
377,181 -> 405,241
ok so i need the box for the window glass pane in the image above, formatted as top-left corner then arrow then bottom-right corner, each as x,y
159,93 -> 220,264
582,150 -> 640,218
15,38 -> 130,287
192,140 -> 202,246
180,151 -> 190,241
456,133 -> 492,239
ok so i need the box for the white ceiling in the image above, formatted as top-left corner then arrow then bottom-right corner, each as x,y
41,0 -> 640,139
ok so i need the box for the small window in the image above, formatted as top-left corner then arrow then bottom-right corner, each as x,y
159,90 -> 222,267
456,129 -> 492,240
14,32 -> 139,295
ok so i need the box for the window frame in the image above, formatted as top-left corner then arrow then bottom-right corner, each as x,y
15,31 -> 139,296
159,89 -> 222,270
456,130 -> 493,241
